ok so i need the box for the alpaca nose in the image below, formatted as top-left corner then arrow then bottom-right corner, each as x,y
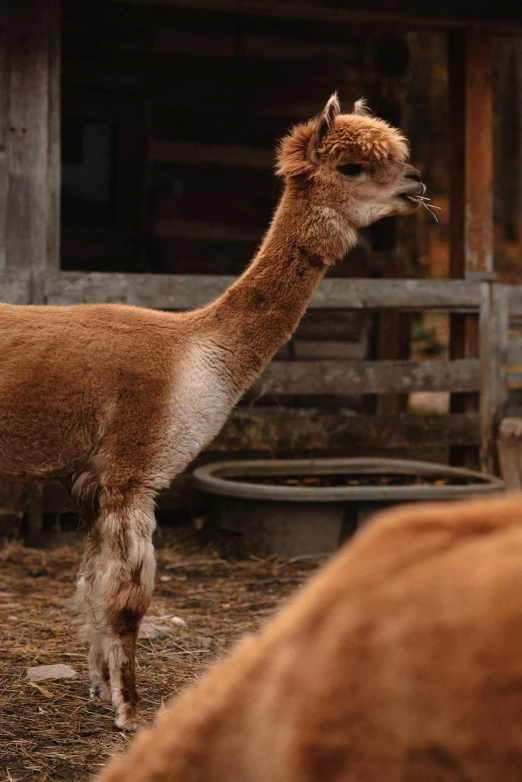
404,167 -> 422,182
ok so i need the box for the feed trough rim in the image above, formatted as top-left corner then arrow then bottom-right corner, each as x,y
193,457 -> 504,504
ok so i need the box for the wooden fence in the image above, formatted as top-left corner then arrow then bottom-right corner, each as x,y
0,272 -> 511,473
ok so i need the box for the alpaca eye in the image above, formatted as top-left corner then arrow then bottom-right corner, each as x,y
338,163 -> 364,177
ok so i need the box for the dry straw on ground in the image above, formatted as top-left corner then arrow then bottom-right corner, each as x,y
0,526 -> 321,781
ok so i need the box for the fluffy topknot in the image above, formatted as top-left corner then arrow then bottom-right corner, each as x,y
276,95 -> 409,179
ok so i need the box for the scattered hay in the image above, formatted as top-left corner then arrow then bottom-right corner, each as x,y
0,526 -> 322,781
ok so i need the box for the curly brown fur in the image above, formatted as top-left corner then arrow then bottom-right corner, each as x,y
276,94 -> 408,178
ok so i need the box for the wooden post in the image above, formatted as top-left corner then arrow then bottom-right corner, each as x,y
26,486 -> 44,548
449,32 -> 494,279
498,418 -> 522,491
448,31 -> 494,467
376,308 -> 411,415
47,0 -> 61,274
376,268 -> 411,416
0,5 -> 8,271
0,0 -> 60,542
479,284 -> 509,474
2,0 -> 60,285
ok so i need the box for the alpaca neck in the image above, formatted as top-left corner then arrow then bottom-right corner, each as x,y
199,185 -> 357,391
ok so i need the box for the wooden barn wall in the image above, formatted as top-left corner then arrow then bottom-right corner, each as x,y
61,2 -> 421,279
60,2 -> 431,419
402,33 -> 522,285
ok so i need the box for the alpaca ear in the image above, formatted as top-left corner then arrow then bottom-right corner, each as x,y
352,98 -> 371,116
310,92 -> 340,163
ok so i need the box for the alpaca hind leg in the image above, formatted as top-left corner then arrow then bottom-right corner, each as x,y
76,566 -> 111,703
77,494 -> 156,729
102,497 -> 156,729
107,628 -> 140,730
88,631 -> 111,703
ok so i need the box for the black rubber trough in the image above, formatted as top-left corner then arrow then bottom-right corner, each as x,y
193,457 -> 504,557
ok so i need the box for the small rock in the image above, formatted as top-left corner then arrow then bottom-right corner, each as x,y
138,618 -> 171,640
27,664 -> 78,682
170,616 -> 187,629
7,615 -> 18,621
200,636 -> 213,650
159,575 -> 172,583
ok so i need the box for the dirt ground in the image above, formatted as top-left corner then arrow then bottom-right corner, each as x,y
0,525 -> 322,782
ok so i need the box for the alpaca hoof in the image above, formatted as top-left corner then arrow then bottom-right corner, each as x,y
114,712 -> 145,732
90,683 -> 110,703
115,720 -> 138,732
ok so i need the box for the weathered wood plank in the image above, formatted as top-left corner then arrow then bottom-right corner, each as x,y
46,0 -> 60,271
98,2 -> 362,60
309,279 -> 483,311
65,56 -> 338,109
487,289 -> 522,393
498,418 -> 522,491
292,341 -> 367,361
153,27 -> 236,56
242,33 -> 359,60
448,32 -> 494,468
44,271 -> 236,308
489,284 -> 510,464
293,310 -> 370,343
152,28 -> 358,60
151,140 -> 274,169
154,218 -> 263,243
448,32 -> 494,278
507,285 -> 522,317
0,270 -> 32,304
254,359 -> 481,396
152,105 -> 295,150
106,0 -> 522,34
212,410 -> 481,452
152,162 -> 276,230
151,54 -> 354,92
376,300 -> 410,415
43,273 -> 484,311
479,283 -> 494,472
0,4 -> 8,270
148,236 -> 255,276
6,0 -> 51,272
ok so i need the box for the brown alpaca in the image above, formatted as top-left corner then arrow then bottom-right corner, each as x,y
0,95 -> 424,730
95,494 -> 522,782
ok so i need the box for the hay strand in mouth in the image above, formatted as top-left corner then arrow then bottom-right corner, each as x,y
412,195 -> 441,222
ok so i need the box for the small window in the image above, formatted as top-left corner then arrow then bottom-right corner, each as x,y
61,120 -> 117,225
60,90 -> 145,272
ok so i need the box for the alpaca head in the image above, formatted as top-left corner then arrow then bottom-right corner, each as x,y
276,94 -> 425,258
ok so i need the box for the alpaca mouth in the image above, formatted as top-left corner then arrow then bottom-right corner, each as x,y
397,185 -> 441,221
398,193 -> 421,209
396,182 -> 426,208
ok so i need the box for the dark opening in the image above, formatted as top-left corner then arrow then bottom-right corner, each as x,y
61,120 -> 117,225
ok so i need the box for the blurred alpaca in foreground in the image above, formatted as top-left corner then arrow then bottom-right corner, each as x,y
95,494 -> 522,782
